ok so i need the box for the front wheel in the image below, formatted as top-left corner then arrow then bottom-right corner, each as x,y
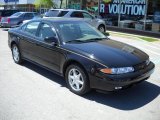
65,64 -> 90,95
98,25 -> 105,33
11,44 -> 22,64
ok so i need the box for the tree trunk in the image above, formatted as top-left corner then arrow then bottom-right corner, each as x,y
60,0 -> 63,8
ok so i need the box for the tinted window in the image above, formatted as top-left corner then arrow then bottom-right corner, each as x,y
0,10 -> 19,16
45,10 -> 59,17
58,11 -> 69,17
38,23 -> 56,40
24,22 -> 40,35
70,12 -> 84,18
24,13 -> 34,19
55,21 -> 106,42
11,12 -> 23,17
2,11 -> 12,16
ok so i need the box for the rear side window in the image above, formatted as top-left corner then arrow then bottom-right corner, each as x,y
58,11 -> 69,17
70,12 -> 84,18
11,12 -> 22,17
23,22 -> 40,36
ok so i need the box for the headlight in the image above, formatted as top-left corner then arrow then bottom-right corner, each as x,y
100,67 -> 134,74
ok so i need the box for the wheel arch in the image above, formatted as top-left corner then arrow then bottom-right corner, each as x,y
62,59 -> 89,78
11,41 -> 17,47
98,24 -> 106,31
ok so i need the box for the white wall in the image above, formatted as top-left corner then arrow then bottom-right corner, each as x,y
0,0 -> 60,5
0,0 -> 35,4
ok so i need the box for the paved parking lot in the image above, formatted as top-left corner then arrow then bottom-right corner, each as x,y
0,29 -> 160,120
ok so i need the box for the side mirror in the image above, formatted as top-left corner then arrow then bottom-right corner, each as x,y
44,36 -> 58,46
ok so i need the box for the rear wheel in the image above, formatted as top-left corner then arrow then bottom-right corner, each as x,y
11,44 -> 22,64
65,64 -> 90,95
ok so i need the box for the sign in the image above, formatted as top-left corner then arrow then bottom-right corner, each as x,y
100,0 -> 146,16
154,11 -> 160,23
68,3 -> 81,10
4,0 -> 19,3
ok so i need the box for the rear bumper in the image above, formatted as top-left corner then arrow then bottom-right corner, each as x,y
0,22 -> 12,27
90,62 -> 155,91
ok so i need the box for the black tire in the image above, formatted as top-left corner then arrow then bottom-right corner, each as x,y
98,25 -> 105,33
11,44 -> 23,64
65,64 -> 90,95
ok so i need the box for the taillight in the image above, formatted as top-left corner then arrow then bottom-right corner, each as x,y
7,18 -> 10,23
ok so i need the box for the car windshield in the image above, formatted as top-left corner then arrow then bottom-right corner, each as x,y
55,21 -> 107,43
11,12 -> 22,17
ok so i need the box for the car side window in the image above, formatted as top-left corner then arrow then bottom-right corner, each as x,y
82,12 -> 93,19
24,13 -> 34,19
70,12 -> 84,18
23,22 -> 40,36
38,23 -> 56,41
58,11 -> 69,17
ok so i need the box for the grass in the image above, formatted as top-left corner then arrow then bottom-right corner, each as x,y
138,37 -> 159,42
108,31 -> 159,42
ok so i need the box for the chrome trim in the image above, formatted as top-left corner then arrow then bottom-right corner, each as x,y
58,47 -> 108,68
11,32 -> 108,68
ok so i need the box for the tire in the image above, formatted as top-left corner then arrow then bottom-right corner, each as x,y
11,44 -> 23,64
65,64 -> 90,95
98,25 -> 105,33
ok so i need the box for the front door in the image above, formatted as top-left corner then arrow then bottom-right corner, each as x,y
33,22 -> 62,72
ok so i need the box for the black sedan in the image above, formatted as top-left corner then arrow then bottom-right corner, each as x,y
8,18 -> 155,95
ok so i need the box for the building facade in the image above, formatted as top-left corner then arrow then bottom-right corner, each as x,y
67,0 -> 160,33
0,0 -> 160,34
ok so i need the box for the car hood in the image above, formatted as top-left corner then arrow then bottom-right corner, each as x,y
63,39 -> 149,68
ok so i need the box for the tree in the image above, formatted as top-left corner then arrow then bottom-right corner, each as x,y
60,0 -> 63,8
34,0 -> 56,9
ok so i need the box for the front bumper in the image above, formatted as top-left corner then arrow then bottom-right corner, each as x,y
90,62 -> 155,91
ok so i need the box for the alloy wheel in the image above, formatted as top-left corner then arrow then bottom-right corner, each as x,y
68,68 -> 84,92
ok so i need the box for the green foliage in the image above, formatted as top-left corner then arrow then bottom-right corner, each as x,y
138,37 -> 159,42
34,0 -> 56,8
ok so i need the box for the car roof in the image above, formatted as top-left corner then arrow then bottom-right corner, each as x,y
31,17 -> 84,23
49,9 -> 87,12
17,12 -> 37,14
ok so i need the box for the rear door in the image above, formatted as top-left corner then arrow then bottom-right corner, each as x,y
19,21 -> 41,61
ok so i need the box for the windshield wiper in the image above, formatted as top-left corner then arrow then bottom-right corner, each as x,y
85,38 -> 107,42
65,39 -> 85,43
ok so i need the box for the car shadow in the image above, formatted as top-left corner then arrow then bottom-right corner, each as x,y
23,61 -> 160,111
84,81 -> 160,110
22,61 -> 66,87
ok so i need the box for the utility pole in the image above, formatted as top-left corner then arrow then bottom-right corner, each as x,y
118,0 -> 122,27
14,0 -> 17,9
144,0 -> 148,31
